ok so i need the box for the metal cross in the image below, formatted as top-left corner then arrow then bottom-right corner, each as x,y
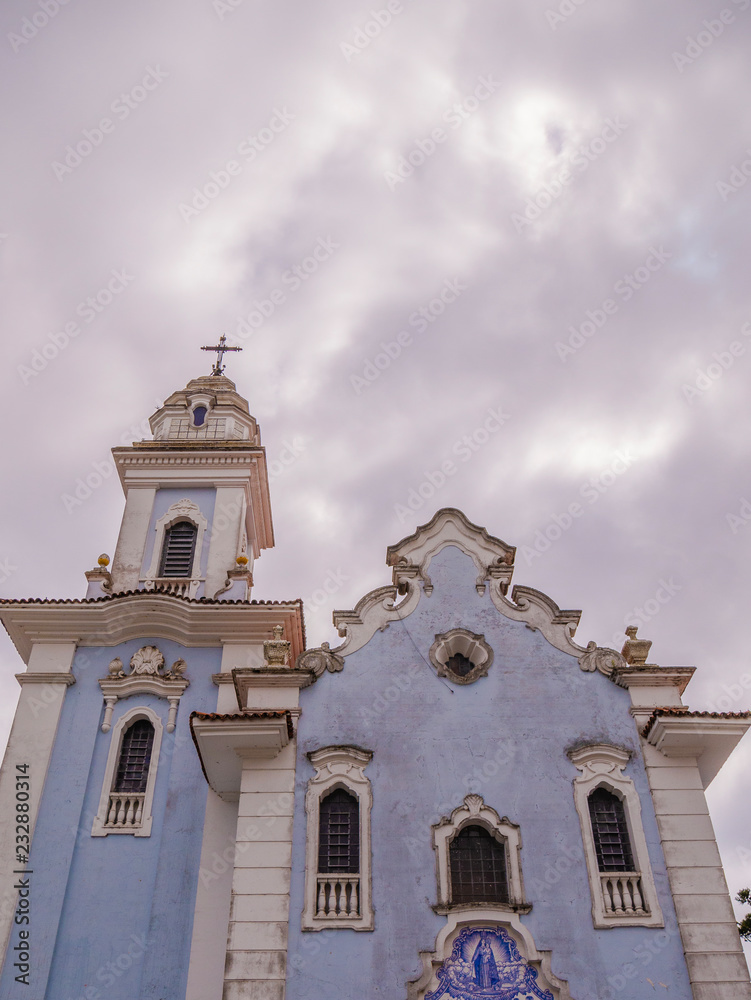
200,334 -> 242,376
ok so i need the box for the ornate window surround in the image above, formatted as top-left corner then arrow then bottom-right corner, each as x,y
142,498 -> 208,596
568,743 -> 664,928
428,629 -> 494,685
302,746 -> 374,931
91,704 -> 163,837
433,795 -> 528,913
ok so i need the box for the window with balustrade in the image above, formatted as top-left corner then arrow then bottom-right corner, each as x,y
92,707 -> 163,838
569,744 -> 664,928
302,746 -> 374,931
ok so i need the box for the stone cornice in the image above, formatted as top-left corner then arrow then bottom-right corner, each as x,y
232,666 -> 316,708
642,709 -> 751,788
613,664 -> 695,693
15,672 -> 76,687
0,592 -> 305,664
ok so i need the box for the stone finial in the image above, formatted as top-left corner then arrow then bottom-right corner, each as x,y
264,625 -> 291,667
621,626 -> 653,666
98,553 -> 110,567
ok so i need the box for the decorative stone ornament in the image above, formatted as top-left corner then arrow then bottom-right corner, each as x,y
577,642 -> 627,677
130,645 -> 165,675
264,624 -> 291,666
99,645 -> 190,733
429,629 -> 494,685
296,642 -> 345,677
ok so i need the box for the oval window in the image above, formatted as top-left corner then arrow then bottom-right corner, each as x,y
192,406 -> 207,427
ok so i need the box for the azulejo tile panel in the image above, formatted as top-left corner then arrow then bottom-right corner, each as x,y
425,927 -> 553,1000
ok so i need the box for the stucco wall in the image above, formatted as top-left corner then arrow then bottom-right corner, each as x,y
0,637 -> 221,1000
286,545 -> 693,999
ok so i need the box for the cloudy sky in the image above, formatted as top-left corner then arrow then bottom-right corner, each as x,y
1,0 -> 750,954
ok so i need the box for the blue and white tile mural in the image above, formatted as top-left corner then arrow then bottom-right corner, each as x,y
425,927 -> 554,1000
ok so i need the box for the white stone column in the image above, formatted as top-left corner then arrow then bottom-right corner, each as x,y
642,742 -> 751,999
223,743 -> 296,1000
0,643 -> 76,965
206,486 -> 245,599
111,486 -> 156,591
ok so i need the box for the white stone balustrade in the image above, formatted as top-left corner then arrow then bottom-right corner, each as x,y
105,792 -> 145,830
315,875 -> 360,919
600,872 -> 647,916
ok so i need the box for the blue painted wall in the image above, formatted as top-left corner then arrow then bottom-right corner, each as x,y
286,545 -> 693,1000
0,637 -> 222,1000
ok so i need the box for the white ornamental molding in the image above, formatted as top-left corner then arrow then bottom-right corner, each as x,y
429,629 -> 494,685
577,642 -> 628,678
386,508 -> 516,597
296,643 -> 345,677
99,645 -> 189,733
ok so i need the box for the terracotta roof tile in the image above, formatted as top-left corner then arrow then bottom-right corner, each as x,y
190,709 -> 294,738
642,707 -> 751,738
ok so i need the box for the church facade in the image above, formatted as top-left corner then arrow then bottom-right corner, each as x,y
0,369 -> 749,1000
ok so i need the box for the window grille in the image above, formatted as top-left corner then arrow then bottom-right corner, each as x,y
588,787 -> 634,872
319,789 -> 360,873
449,825 -> 509,904
159,521 -> 198,578
114,719 -> 155,794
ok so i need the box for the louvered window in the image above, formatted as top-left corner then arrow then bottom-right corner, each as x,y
588,787 -> 634,872
159,521 -> 198,577
318,789 -> 360,873
449,825 -> 509,904
114,719 -> 155,793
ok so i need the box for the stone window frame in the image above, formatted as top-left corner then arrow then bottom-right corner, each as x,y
432,795 -> 528,912
302,746 -> 374,932
568,743 -> 664,928
143,499 -> 208,592
91,705 -> 163,838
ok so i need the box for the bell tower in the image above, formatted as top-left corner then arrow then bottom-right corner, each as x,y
95,340 -> 273,601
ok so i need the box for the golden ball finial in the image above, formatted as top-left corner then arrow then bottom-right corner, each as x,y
98,553 -> 110,567
236,554 -> 249,566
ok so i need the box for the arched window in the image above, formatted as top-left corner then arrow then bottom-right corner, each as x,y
588,787 -> 634,872
159,520 -> 198,578
319,788 -> 360,873
114,719 -> 155,794
449,825 -> 509,904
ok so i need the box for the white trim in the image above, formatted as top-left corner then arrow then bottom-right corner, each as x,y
302,746 -> 374,931
569,743 -> 664,928
91,705 -> 163,837
143,499 -> 208,594
432,795 -> 527,910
